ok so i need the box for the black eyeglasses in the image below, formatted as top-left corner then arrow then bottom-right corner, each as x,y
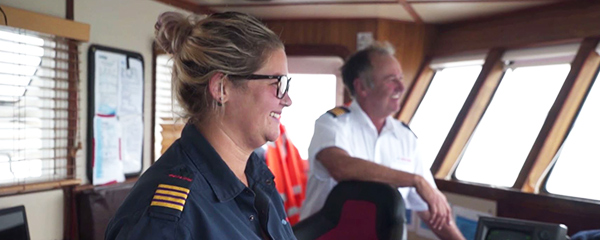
230,74 -> 291,99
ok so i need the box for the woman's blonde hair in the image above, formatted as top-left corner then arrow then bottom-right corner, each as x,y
155,11 -> 283,122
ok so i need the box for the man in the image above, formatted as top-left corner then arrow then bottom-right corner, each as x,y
300,42 -> 465,240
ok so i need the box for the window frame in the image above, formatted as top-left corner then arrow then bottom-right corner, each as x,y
398,39 -> 600,236
402,57 -> 485,170
401,38 -> 600,202
0,4 -> 88,196
538,42 -> 600,199
454,63 -> 572,187
513,39 -> 600,192
0,30 -> 73,189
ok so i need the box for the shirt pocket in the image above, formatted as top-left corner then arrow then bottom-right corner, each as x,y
388,154 -> 415,172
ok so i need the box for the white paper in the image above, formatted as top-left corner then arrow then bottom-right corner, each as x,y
92,50 -> 145,185
93,116 -> 125,185
95,50 -> 125,115
119,115 -> 143,175
357,32 -> 373,51
453,205 -> 493,240
118,58 -> 144,115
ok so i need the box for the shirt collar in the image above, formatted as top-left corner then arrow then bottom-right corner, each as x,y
349,100 -> 398,137
245,151 -> 275,189
179,123 -> 272,202
349,100 -> 376,131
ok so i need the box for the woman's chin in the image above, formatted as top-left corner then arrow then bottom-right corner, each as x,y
267,129 -> 281,142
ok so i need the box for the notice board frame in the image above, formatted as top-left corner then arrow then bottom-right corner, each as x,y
86,44 -> 144,185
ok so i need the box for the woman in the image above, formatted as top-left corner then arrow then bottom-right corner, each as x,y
105,11 -> 295,240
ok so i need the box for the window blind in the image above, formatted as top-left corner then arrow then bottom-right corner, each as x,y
502,43 -> 581,69
154,54 -> 183,160
0,25 -> 78,187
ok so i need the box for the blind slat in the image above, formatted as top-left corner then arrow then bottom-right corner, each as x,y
0,49 -> 79,64
0,83 -> 70,92
5,156 -> 69,162
0,72 -> 69,82
0,61 -> 74,73
0,25 -> 78,187
0,39 -> 78,55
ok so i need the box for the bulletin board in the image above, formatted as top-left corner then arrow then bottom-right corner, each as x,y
87,45 -> 144,185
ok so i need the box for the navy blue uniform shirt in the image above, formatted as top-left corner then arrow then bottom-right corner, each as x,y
105,124 -> 297,240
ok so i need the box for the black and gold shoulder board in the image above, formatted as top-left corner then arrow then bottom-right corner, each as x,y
149,166 -> 194,220
401,122 -> 417,139
327,106 -> 350,117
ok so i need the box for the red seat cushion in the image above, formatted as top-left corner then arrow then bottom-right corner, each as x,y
317,200 -> 379,240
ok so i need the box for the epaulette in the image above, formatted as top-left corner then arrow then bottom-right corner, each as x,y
327,106 -> 350,117
149,166 -> 194,220
401,122 -> 417,139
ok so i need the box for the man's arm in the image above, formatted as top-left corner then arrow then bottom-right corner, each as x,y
417,211 -> 466,240
316,147 -> 451,230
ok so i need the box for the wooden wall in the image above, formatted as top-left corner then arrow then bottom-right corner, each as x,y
433,0 -> 600,56
264,19 -> 435,89
377,19 -> 436,91
437,180 -> 600,235
265,19 -> 378,53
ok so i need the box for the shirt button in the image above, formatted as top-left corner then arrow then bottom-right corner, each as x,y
265,179 -> 272,185
249,215 -> 255,221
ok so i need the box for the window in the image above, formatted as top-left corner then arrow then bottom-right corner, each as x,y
546,71 -> 600,201
280,74 -> 337,159
154,53 -> 183,161
282,56 -> 344,160
0,26 -> 77,186
452,43 -> 581,187
455,64 -> 570,186
409,65 -> 482,168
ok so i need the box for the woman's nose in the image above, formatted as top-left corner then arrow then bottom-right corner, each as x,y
281,92 -> 292,107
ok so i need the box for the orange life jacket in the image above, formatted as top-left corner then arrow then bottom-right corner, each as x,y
265,124 -> 307,225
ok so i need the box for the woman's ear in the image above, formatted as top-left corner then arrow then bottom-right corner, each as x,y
208,72 -> 228,104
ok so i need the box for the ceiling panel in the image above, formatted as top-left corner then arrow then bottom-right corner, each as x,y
412,1 -> 553,23
212,4 -> 413,21
196,0 -> 394,6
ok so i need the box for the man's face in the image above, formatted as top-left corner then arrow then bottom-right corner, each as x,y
362,54 -> 405,118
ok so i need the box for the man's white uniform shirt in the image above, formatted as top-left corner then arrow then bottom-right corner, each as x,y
299,100 -> 437,220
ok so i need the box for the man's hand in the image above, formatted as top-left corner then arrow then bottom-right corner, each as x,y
317,147 -> 453,231
417,210 -> 466,240
414,176 -> 451,230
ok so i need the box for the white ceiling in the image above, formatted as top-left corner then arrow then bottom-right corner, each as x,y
412,1 -> 550,23
177,0 -> 565,23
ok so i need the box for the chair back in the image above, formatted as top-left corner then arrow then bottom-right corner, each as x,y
293,180 -> 406,240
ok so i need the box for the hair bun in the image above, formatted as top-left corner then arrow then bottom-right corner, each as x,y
155,12 -> 193,55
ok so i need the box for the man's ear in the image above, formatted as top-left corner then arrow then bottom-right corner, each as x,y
353,78 -> 367,98
208,72 -> 228,104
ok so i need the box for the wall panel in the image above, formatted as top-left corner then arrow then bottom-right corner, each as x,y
265,19 -> 434,98
265,19 -> 379,52
433,1 -> 600,56
377,19 -> 435,92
